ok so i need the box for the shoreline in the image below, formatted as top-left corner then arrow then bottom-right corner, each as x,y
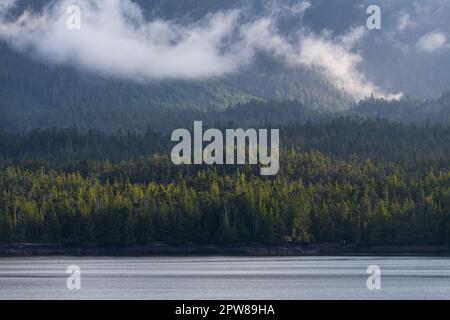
1,243 -> 450,257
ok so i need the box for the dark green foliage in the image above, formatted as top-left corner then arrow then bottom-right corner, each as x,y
351,93 -> 450,125
0,151 -> 448,245
1,0 -> 449,248
0,114 -> 449,245
1,113 -> 448,171
0,40 -> 351,132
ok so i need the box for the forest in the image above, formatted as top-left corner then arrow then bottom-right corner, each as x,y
0,107 -> 449,246
1,2 -> 450,246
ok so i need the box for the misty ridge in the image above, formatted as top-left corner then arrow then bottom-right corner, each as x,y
0,0 -> 450,132
0,1 -> 450,252
1,0 -> 449,97
0,0 -> 393,100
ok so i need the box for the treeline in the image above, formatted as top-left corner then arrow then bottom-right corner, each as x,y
351,93 -> 450,125
1,116 -> 449,171
1,103 -> 449,246
0,151 -> 449,245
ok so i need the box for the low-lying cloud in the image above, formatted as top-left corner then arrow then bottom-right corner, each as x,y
0,0 -> 399,100
0,0 -> 254,80
296,29 -> 402,100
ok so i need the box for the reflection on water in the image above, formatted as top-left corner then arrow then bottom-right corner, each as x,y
0,256 -> 449,300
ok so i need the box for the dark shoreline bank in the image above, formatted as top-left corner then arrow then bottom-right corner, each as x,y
1,243 -> 450,257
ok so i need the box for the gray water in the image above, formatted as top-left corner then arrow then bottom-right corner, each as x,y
0,256 -> 449,300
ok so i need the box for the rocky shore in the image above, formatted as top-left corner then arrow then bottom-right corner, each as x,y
1,242 -> 449,257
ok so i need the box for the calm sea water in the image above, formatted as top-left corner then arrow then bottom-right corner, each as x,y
0,256 -> 449,300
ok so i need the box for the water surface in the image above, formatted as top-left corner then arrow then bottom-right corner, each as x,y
0,256 -> 449,299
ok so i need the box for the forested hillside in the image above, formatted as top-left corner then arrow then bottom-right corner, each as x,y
0,0 -> 359,132
0,41 -> 351,132
1,149 -> 449,245
351,94 -> 450,125
0,0 -> 449,248
2,0 -> 450,132
1,113 -> 449,171
0,113 -> 449,245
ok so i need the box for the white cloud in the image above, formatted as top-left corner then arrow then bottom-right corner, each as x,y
240,22 -> 401,100
0,0 -> 400,101
0,0 -> 255,80
296,31 -> 402,100
417,31 -> 447,52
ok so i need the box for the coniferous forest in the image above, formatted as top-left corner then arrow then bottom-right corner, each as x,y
0,102 -> 449,246
1,0 -> 450,250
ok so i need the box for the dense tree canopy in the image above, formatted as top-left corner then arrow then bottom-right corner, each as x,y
0,113 -> 449,245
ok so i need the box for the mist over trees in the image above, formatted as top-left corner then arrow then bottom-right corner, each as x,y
1,0 -> 450,247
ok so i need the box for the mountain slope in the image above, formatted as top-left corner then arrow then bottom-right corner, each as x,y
0,40 -> 352,131
350,93 -> 450,125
